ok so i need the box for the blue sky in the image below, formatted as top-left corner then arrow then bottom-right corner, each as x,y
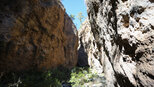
62,0 -> 87,29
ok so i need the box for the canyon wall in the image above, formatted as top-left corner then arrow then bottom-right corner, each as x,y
85,0 -> 154,87
78,19 -> 103,73
0,0 -> 78,72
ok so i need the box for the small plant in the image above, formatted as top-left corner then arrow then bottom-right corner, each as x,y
70,14 -> 75,21
69,67 -> 100,87
77,12 -> 84,24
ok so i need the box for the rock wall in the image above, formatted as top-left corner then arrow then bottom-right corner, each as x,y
85,0 -> 154,87
0,0 -> 78,72
78,19 -> 103,73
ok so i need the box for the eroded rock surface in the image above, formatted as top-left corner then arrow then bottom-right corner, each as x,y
0,0 -> 78,72
78,19 -> 103,73
85,0 -> 154,87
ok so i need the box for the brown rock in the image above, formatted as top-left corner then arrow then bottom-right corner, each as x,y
0,0 -> 78,72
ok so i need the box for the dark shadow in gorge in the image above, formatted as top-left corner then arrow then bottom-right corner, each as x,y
0,66 -> 72,87
77,38 -> 89,67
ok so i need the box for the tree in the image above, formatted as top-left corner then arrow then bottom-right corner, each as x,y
77,12 -> 84,24
70,14 -> 75,21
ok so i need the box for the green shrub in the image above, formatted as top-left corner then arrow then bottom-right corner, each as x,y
0,67 -> 105,87
0,67 -> 71,87
69,67 -> 99,87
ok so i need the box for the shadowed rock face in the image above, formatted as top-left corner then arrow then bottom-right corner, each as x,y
78,19 -> 103,73
85,0 -> 154,87
0,0 -> 78,72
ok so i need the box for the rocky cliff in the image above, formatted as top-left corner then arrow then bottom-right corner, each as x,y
78,19 -> 103,73
85,0 -> 154,87
0,0 -> 78,72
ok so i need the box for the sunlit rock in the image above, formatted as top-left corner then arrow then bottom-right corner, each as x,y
85,0 -> 154,86
0,0 -> 78,72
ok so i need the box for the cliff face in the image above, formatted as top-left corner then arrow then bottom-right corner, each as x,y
0,0 -> 78,72
85,0 -> 154,87
78,19 -> 103,73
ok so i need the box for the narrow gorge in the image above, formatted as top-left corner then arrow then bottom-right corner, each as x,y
0,0 -> 154,87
